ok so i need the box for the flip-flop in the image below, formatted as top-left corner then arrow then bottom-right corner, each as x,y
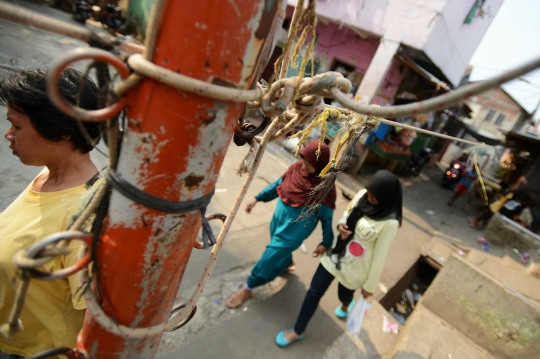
334,300 -> 355,319
275,330 -> 304,347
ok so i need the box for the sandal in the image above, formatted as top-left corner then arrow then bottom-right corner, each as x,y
334,300 -> 355,319
275,330 -> 304,347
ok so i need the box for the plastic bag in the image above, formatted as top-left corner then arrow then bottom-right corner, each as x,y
346,297 -> 371,337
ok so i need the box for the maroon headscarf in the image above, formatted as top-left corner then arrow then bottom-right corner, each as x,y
276,141 -> 337,209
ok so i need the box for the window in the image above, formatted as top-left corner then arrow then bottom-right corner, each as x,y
494,113 -> 507,126
484,109 -> 496,122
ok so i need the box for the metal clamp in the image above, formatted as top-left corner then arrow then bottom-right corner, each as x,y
31,347 -> 88,359
167,303 -> 198,332
193,213 -> 227,250
23,231 -> 92,280
47,48 -> 130,121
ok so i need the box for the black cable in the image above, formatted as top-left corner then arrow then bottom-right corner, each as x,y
105,169 -> 217,249
105,170 -> 214,214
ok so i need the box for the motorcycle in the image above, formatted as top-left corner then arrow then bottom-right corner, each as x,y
72,0 -> 93,24
403,148 -> 432,177
441,159 -> 466,188
97,3 -> 127,34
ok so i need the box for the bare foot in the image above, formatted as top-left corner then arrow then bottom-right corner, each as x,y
283,330 -> 300,342
225,287 -> 252,309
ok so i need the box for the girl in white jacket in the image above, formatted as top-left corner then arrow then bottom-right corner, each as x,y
276,170 -> 402,347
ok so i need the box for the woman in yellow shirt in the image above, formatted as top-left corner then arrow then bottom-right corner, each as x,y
0,68 -> 101,358
276,170 -> 402,347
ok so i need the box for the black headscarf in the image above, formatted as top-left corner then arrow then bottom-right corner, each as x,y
328,170 -> 402,269
349,170 -> 403,228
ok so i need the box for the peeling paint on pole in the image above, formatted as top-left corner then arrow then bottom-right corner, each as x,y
76,0 -> 279,357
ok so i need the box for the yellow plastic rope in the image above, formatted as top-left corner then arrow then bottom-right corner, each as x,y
319,130 -> 350,176
290,107 -> 341,157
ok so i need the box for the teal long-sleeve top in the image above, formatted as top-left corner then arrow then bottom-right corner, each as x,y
255,178 -> 334,248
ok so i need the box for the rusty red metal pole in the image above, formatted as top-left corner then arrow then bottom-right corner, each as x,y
77,0 -> 279,357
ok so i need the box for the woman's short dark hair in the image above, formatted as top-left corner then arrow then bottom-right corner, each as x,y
0,68 -> 101,153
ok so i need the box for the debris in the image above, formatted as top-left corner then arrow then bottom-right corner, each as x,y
425,210 -> 435,216
396,302 -> 407,314
215,188 -> 227,193
404,289 -> 415,309
229,309 -> 235,314
389,311 -> 406,325
243,306 -> 249,312
482,243 -> 492,252
512,248 -> 520,255
457,249 -> 465,256
478,237 -> 487,245
520,252 -> 530,264
382,316 -> 399,334
215,299 -> 221,305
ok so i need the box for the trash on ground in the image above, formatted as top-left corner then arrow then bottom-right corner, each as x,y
520,252 -> 530,264
215,188 -> 227,193
389,310 -> 406,325
382,315 -> 399,334
478,237 -> 487,245
215,299 -> 221,305
404,289 -> 415,309
229,309 -> 235,314
243,306 -> 248,312
425,210 -> 435,216
457,249 -> 465,256
482,243 -> 492,252
388,277 -> 429,324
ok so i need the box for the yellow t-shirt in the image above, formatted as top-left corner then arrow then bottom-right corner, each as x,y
321,189 -> 399,293
0,173 -> 98,357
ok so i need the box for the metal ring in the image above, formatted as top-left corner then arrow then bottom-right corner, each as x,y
47,48 -> 130,122
25,231 -> 93,281
31,347 -> 83,359
193,213 -> 227,249
167,303 -> 198,332
234,117 -> 271,139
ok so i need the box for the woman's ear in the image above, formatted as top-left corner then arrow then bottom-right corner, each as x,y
58,135 -> 72,143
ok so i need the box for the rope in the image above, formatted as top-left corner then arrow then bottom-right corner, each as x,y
164,0 -> 315,329
3,0 -> 540,345
128,54 -> 264,102
330,55 -> 540,119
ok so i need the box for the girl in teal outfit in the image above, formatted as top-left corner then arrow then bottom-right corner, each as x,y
226,141 -> 336,309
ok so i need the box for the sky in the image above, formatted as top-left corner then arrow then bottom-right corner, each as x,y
469,0 -> 540,120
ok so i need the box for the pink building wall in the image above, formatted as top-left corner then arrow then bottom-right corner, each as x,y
314,21 -> 408,105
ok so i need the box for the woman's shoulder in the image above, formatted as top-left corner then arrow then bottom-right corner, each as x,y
365,216 -> 399,228
350,189 -> 367,205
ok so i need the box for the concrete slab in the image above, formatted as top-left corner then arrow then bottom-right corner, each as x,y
420,255 -> 540,359
389,306 -> 496,359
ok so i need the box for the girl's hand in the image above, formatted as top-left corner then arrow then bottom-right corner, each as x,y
245,198 -> 258,214
337,224 -> 352,239
312,244 -> 327,258
361,288 -> 372,299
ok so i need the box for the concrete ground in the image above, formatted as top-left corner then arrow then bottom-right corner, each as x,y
0,2 -> 526,357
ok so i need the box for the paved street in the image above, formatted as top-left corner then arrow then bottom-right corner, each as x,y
0,1 -> 523,357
